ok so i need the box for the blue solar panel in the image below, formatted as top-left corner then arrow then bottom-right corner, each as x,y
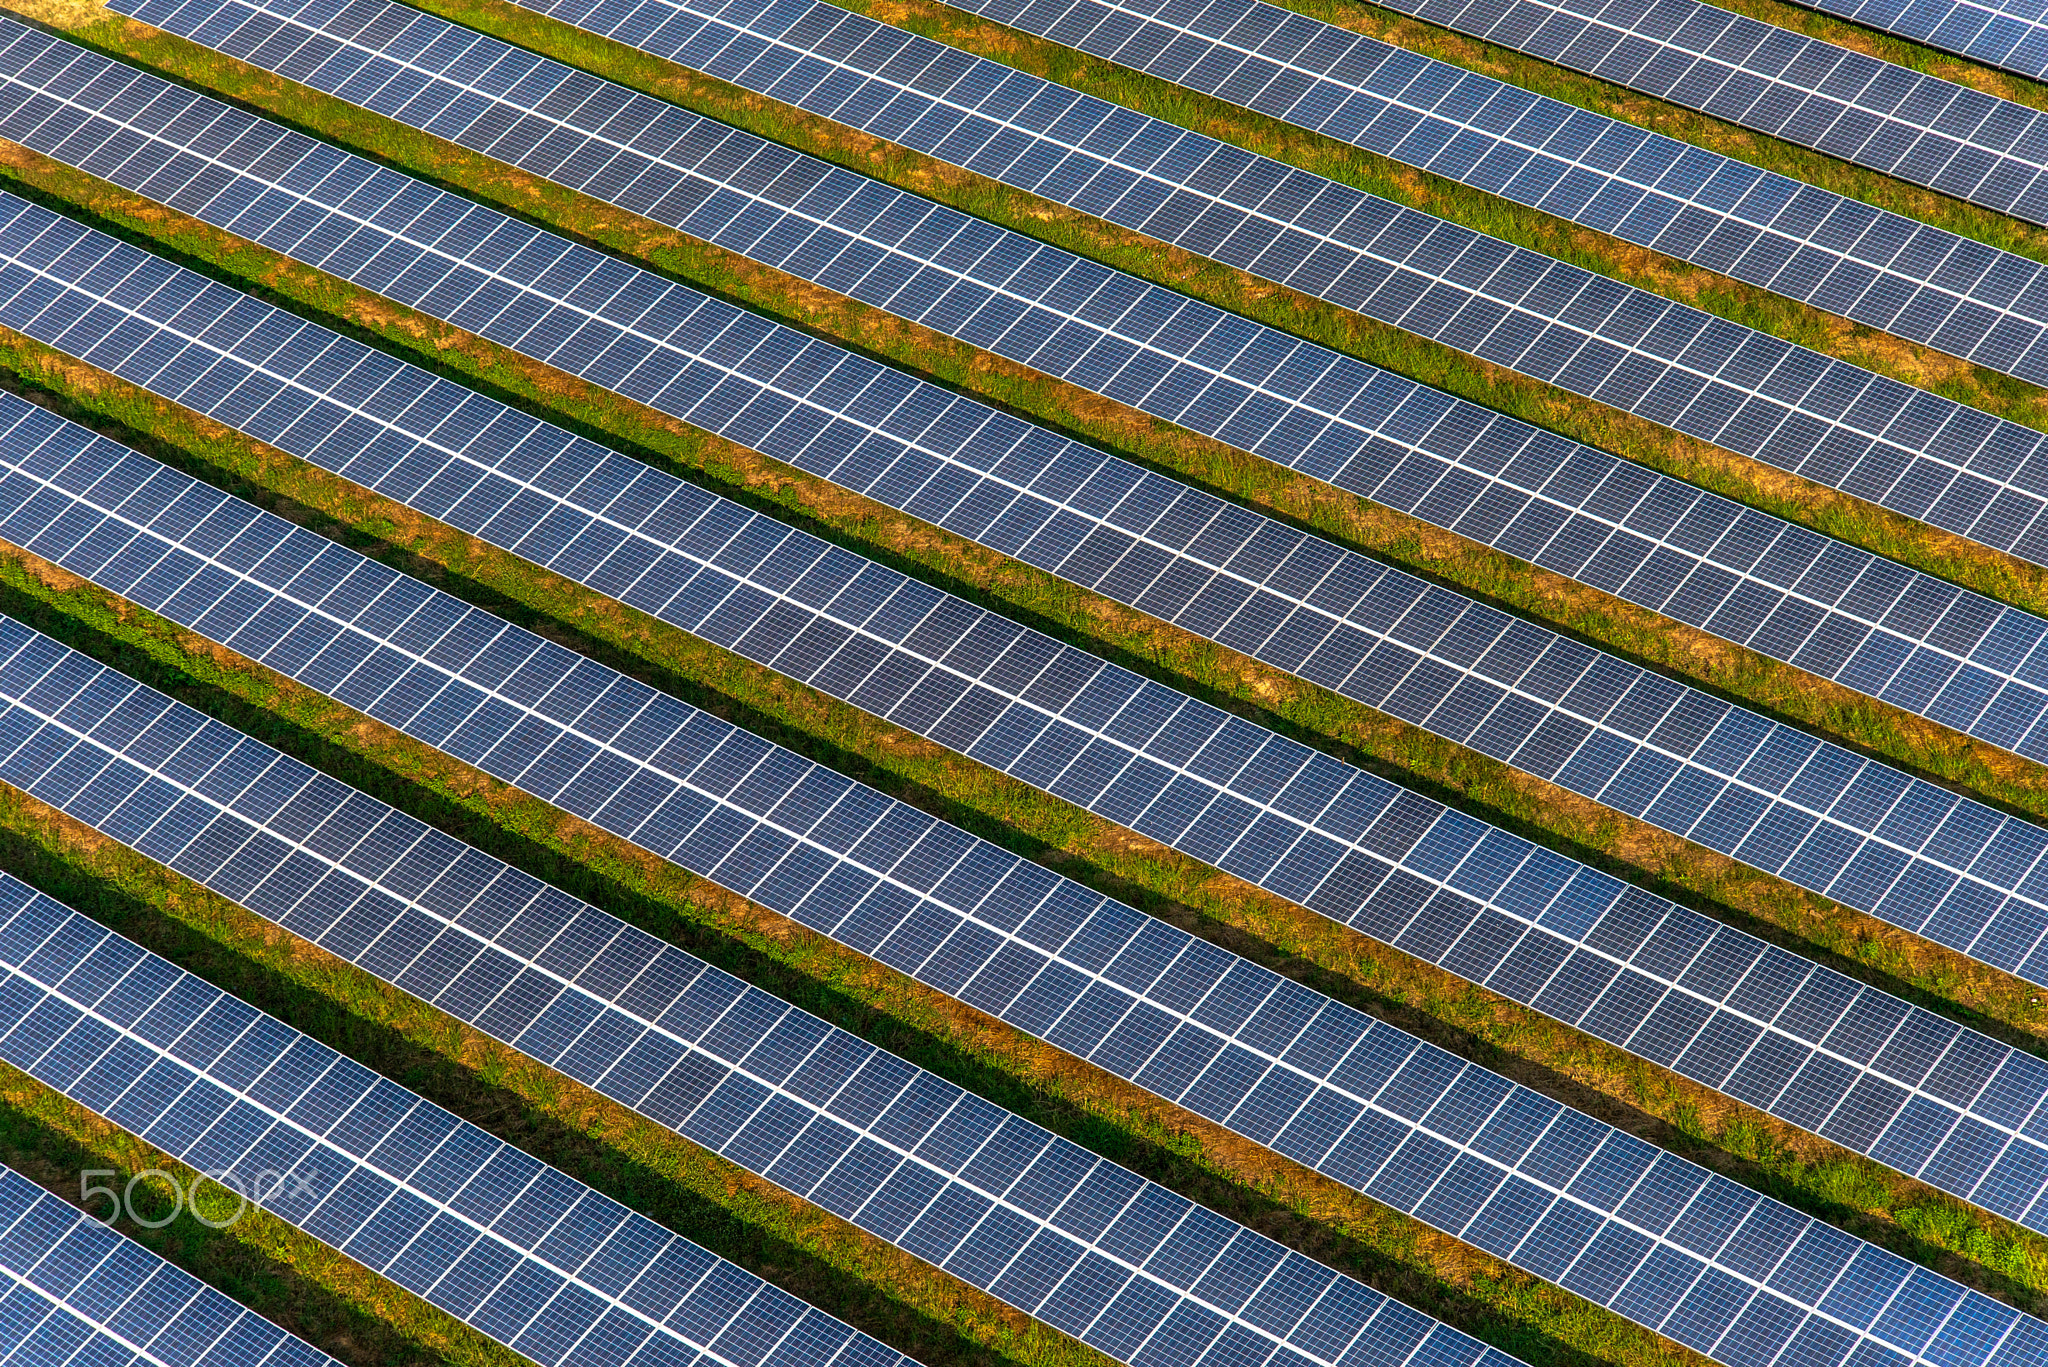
23,94 -> 2048,1219
189,0 -> 2048,577
1449,0 -> 2048,107
0,1163 -> 335,1367
26,190 -> 2048,1240
1808,0 -> 2048,79
14,32 -> 2048,1009
9,392 -> 2048,1367
0,873 -> 926,1367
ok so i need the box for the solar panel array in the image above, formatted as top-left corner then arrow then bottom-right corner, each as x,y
344,0 -> 2048,574
0,874 -> 942,1367
28,103 -> 2048,1212
17,359 -> 2048,1339
11,0 -> 2048,1357
0,1162 -> 334,1367
15,36 -> 2048,1008
799,0 -> 2048,388
0,611 -> 1636,1367
0,482 -> 2042,1367
114,0 -> 2048,796
1351,0 -> 2048,221
23,193 -> 2048,1243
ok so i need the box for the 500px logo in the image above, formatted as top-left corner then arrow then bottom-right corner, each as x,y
80,1167 -> 317,1229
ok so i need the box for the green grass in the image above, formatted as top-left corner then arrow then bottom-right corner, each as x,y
7,0 -> 2048,1362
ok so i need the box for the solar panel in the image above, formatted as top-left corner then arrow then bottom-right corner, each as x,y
15,37 -> 2048,1008
679,0 -> 2048,383
1805,0 -> 2048,79
0,568 -> 2042,1367
1447,0 -> 2048,96
152,0 -> 2048,578
0,877 -> 941,1367
117,0 -> 2048,796
25,137 -> 2048,1224
28,190 -> 2048,1241
1001,0 -> 2048,228
0,1162 -> 335,1367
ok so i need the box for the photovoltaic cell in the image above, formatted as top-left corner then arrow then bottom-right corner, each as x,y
0,875 -> 927,1367
765,0 -> 2048,385
156,0 -> 2048,578
0,553 -> 2042,1367
0,1162 -> 335,1367
1150,0 -> 2048,226
116,0 -> 2048,795
17,37 -> 2048,1007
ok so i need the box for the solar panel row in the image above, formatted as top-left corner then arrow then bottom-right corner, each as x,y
0,527 -> 2039,1367
17,201 -> 2048,1251
1354,0 -> 2048,221
13,40 -> 2048,1009
0,612 -> 1596,1367
123,0 -> 2048,796
0,874 -> 940,1367
0,1162 -> 334,1367
393,0 -> 2048,571
817,0 -> 2048,385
